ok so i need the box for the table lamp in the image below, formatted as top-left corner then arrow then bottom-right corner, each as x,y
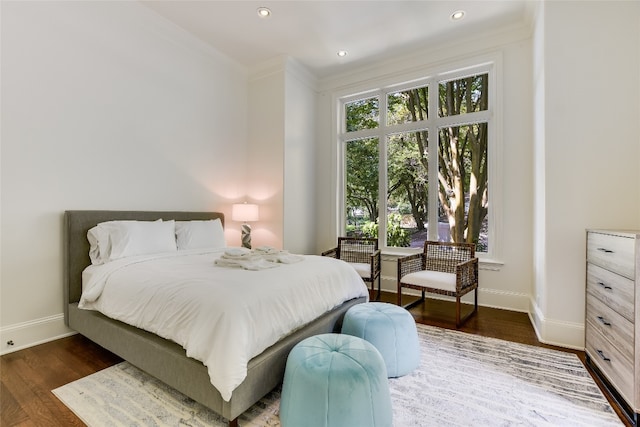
232,203 -> 259,249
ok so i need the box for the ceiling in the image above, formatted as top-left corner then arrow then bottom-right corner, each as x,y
141,1 -> 533,78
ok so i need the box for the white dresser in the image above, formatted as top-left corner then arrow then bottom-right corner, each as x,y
585,229 -> 640,424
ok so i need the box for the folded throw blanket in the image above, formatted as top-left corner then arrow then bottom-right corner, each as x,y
253,246 -> 279,255
215,247 -> 304,270
221,247 -> 254,259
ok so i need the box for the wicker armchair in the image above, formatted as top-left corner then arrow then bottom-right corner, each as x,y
397,241 -> 478,328
322,237 -> 382,300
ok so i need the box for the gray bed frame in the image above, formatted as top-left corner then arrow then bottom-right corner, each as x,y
63,210 -> 366,426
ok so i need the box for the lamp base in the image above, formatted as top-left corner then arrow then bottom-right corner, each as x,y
241,223 -> 252,249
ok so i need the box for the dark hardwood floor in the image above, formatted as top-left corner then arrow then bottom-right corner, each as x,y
1,291 -> 630,426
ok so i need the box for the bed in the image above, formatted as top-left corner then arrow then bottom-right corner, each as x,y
63,210 -> 368,426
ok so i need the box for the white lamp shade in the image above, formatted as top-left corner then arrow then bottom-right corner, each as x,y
232,203 -> 259,222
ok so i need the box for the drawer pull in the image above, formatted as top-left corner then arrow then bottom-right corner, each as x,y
597,247 -> 614,254
596,349 -> 611,362
596,316 -> 611,326
597,281 -> 613,290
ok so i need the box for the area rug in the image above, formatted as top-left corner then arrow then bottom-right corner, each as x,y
52,324 -> 622,426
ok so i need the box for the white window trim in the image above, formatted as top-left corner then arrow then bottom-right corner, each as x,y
332,52 -> 503,263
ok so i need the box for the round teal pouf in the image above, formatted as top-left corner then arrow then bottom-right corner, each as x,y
342,302 -> 420,377
279,333 -> 392,427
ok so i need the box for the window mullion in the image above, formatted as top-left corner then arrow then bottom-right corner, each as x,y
342,127 -> 382,141
383,121 -> 429,135
434,110 -> 490,129
378,90 -> 388,247
338,136 -> 346,236
427,79 -> 439,242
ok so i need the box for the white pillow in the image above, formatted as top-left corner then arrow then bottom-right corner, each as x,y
175,219 -> 225,250
110,220 -> 177,260
87,224 -> 112,265
87,220 -> 177,264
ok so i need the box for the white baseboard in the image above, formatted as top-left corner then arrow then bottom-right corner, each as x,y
476,287 -> 530,312
528,299 -> 585,350
0,314 -> 76,355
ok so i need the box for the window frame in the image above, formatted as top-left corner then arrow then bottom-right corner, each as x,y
335,55 -> 503,262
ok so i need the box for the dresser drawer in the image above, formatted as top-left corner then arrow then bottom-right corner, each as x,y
586,263 -> 634,322
586,293 -> 634,361
586,323 -> 634,404
588,232 -> 636,279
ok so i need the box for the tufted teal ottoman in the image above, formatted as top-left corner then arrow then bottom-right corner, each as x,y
342,302 -> 420,377
279,333 -> 392,427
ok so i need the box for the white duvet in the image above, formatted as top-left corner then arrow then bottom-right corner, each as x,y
79,248 -> 369,401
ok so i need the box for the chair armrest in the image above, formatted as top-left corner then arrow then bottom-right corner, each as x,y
455,257 -> 479,291
369,249 -> 381,277
397,253 -> 424,280
321,247 -> 337,258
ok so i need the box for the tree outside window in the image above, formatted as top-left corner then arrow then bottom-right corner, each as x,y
341,70 -> 490,252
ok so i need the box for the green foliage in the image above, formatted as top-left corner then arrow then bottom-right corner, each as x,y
386,213 -> 411,247
346,138 -> 379,221
438,74 -> 487,117
345,98 -> 379,132
358,214 -> 410,247
387,87 -> 428,125
396,202 -> 412,215
387,131 -> 428,230
361,221 -> 378,239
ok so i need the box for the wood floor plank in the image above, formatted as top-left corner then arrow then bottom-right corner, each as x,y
0,382 -> 30,427
1,332 -> 121,426
1,357 -> 71,427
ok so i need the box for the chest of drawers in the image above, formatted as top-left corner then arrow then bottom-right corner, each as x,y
585,229 -> 640,424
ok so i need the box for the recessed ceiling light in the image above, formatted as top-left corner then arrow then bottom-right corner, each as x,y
451,10 -> 465,21
337,50 -> 348,57
257,7 -> 271,18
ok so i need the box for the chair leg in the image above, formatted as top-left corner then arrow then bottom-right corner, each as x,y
456,289 -> 479,328
376,275 -> 381,301
401,287 -> 426,310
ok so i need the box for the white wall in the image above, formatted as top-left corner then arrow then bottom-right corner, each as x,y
247,63 -> 286,250
0,1 -> 249,353
315,26 -> 535,312
247,58 -> 319,254
531,0 -> 548,339
283,61 -> 318,254
531,1 -> 640,347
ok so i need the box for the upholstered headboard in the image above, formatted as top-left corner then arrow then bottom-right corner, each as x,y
63,210 -> 224,325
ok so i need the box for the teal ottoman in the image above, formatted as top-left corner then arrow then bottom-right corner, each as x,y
342,302 -> 420,377
279,333 -> 392,427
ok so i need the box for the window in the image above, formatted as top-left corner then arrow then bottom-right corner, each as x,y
339,64 -> 494,254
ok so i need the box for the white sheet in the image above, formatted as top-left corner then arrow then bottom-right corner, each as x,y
79,248 -> 369,401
